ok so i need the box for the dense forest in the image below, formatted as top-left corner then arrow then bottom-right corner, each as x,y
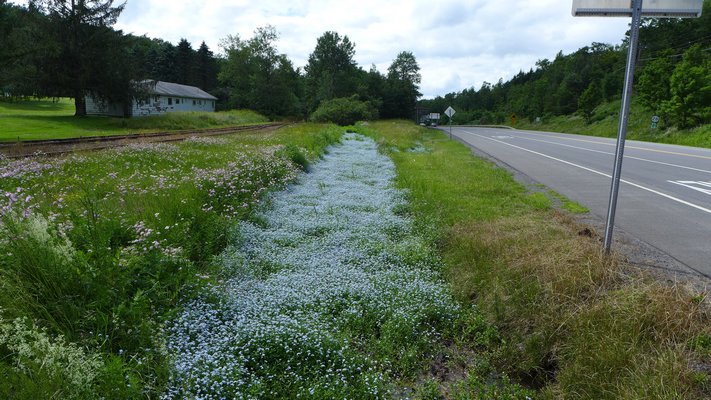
421,0 -> 710,130
0,0 -> 421,121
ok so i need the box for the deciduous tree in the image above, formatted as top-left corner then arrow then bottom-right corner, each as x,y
219,26 -> 300,117
305,31 -> 358,111
383,51 -> 421,119
662,45 -> 710,128
637,52 -> 675,124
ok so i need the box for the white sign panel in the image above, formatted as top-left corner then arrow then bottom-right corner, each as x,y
444,106 -> 456,118
572,0 -> 703,17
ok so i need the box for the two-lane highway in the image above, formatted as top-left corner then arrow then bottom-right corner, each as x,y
449,126 -> 711,277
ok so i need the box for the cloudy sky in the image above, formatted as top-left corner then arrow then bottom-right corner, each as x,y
13,0 -> 632,98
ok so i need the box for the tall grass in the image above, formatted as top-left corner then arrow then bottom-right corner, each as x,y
0,124 -> 343,397
359,121 -> 711,398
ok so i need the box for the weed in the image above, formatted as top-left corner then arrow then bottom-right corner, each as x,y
0,123 -> 343,397
162,134 -> 459,398
413,378 -> 445,399
548,190 -> 589,214
363,120 -> 711,399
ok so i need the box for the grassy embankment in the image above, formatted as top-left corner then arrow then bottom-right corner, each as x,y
514,99 -> 711,149
360,121 -> 711,399
0,98 -> 268,141
0,120 -> 343,398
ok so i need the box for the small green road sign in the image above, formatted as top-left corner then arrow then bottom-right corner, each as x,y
651,115 -> 660,129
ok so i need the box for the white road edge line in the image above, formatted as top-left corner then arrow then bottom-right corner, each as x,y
460,129 -> 711,215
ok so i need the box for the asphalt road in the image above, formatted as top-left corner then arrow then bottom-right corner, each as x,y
447,126 -> 711,277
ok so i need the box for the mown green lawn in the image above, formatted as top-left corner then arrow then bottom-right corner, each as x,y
0,98 -> 269,141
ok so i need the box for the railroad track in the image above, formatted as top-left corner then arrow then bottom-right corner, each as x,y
0,123 -> 286,158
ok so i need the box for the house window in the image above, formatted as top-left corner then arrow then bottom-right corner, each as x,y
176,98 -> 180,104
193,100 -> 196,105
168,98 -> 172,105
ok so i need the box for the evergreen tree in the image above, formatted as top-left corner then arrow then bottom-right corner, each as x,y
0,3 -> 47,98
31,0 -> 126,116
195,41 -> 218,91
175,38 -> 195,86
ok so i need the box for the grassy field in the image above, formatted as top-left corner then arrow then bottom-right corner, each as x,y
0,98 -> 268,141
358,121 -> 711,399
515,99 -> 711,149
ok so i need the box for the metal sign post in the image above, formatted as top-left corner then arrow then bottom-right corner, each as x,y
573,0 -> 702,254
602,0 -> 643,253
445,106 -> 456,139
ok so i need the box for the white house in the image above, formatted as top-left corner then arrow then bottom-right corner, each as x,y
86,80 -> 218,117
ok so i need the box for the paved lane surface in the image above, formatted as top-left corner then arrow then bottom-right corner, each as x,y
449,126 -> 711,277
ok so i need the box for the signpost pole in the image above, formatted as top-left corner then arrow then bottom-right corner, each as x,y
602,0 -> 644,253
444,106 -> 456,140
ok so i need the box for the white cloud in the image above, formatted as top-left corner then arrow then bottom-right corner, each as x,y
9,0 -> 632,98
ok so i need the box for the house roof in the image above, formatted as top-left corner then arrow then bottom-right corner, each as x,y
142,80 -> 217,100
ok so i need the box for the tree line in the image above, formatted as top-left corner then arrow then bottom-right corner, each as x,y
0,0 -> 421,121
421,0 -> 710,130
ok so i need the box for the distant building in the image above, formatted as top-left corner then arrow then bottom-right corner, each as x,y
86,80 -> 218,117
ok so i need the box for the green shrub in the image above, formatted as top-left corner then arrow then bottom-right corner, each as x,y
309,96 -> 375,126
277,144 -> 310,171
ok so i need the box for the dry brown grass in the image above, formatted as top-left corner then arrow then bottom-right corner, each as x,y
364,121 -> 711,398
445,209 -> 711,398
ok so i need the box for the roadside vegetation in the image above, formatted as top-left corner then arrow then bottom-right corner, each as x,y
162,133 -> 461,398
0,123 -> 342,397
357,121 -> 711,399
1,116 -> 709,398
0,98 -> 268,141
